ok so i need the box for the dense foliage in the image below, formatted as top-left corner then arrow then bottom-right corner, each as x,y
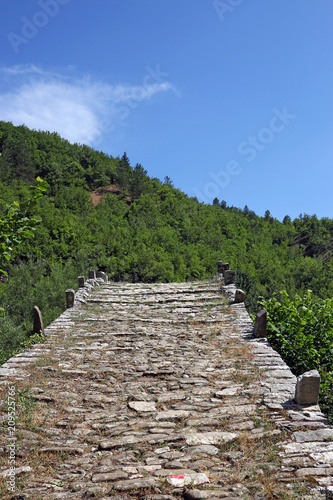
261,291 -> 333,422
1,120 -> 333,420
0,176 -> 48,275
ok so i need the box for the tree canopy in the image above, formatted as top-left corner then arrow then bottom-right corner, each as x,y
1,120 -> 333,381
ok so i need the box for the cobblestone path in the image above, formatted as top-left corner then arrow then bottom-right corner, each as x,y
1,279 -> 333,499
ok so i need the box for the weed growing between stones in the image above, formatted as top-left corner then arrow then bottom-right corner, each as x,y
275,483 -> 312,499
219,436 -> 241,453
0,479 -> 8,499
0,377 -> 69,498
0,281 -> 330,498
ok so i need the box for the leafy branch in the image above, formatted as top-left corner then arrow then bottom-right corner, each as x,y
0,176 -> 48,276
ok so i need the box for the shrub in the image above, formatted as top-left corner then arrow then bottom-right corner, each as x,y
261,290 -> 333,423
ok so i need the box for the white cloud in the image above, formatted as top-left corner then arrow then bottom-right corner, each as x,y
0,65 -> 178,145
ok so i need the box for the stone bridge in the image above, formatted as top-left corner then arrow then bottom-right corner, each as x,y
0,274 -> 332,499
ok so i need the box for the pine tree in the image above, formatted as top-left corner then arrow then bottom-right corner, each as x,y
130,163 -> 148,199
119,152 -> 131,191
163,176 -> 173,187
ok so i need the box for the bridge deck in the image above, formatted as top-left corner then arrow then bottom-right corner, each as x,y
0,280 -> 332,499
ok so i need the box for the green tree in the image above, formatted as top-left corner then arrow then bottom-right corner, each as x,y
264,209 -> 273,222
163,176 -> 174,187
130,163 -> 148,199
119,152 -> 131,190
0,177 -> 48,275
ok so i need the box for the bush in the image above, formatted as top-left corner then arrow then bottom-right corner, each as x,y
0,257 -> 84,361
235,270 -> 259,315
261,290 -> 333,423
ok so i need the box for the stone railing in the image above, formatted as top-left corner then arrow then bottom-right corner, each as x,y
217,259 -> 244,303
217,259 -> 321,408
31,270 -> 108,336
65,270 -> 108,309
23,262 -> 326,412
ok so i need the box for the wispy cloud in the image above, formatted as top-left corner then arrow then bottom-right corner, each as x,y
0,65 -> 178,145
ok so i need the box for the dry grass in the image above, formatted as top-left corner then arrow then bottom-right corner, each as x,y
0,282 -> 321,499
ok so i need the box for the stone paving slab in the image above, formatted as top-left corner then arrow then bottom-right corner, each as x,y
0,278 -> 332,499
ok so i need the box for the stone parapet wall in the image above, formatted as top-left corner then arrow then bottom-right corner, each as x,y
0,273 -> 106,380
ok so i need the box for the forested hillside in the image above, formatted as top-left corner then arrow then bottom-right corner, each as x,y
1,120 -> 333,365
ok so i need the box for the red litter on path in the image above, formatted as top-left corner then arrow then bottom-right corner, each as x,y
168,475 -> 185,487
167,473 -> 210,487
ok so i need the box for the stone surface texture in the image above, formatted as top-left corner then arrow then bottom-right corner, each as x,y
223,270 -> 235,285
217,261 -> 223,274
66,288 -> 75,309
0,276 -> 331,499
253,309 -> 267,338
295,369 -> 321,405
234,289 -> 246,303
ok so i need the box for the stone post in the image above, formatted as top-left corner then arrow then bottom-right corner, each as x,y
253,309 -> 267,338
88,270 -> 96,280
66,289 -> 75,308
234,289 -> 246,303
78,276 -> 85,288
97,271 -> 108,283
33,306 -> 44,334
295,370 -> 321,405
217,261 -> 223,274
222,263 -> 230,274
224,270 -> 235,285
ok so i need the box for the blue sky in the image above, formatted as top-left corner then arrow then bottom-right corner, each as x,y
1,1 -> 333,220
